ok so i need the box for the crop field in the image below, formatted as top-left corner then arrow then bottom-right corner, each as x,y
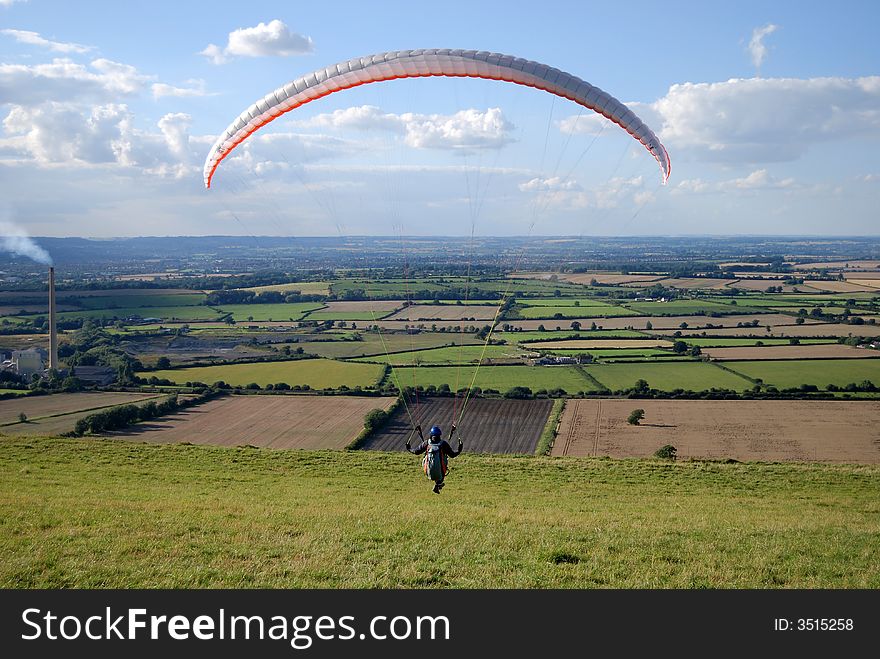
544,348 -> 673,359
237,281 -> 331,295
2,437 -> 878,588
701,345 -> 879,360
516,304 -> 639,319
500,330 -> 648,342
384,304 -> 500,321
727,359 -> 880,389
655,278 -> 738,290
56,305 -> 222,321
359,397 -> 553,454
553,399 -> 880,463
0,392 -> 166,437
683,338 -> 835,347
215,303 -> 325,322
514,298 -> 622,307
802,280 -> 879,293
623,300 -> 761,315
505,313 -> 809,331
389,365 -> 599,393
355,344 -> 527,365
524,339 -> 673,350
294,332 -> 482,359
108,394 -> 395,449
75,293 -> 206,309
148,359 -> 385,389
586,362 -> 753,392
512,272 -> 662,286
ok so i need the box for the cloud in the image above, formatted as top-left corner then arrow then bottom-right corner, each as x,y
518,176 -> 581,192
674,169 -> 796,195
518,175 -> 646,210
749,24 -> 778,72
0,0 -> 28,7
558,113 -> 609,136
0,219 -> 52,264
1,28 -> 93,54
151,79 -> 210,99
298,105 -> 515,151
200,19 -> 313,64
651,76 -> 880,163
0,58 -> 152,106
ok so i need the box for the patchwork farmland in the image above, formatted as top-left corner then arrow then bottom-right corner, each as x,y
360,397 -> 554,454
553,399 -> 880,463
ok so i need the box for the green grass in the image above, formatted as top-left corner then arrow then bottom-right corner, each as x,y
1,437 -> 877,588
0,389 -> 27,395
500,330 -> 648,343
515,305 -> 639,319
216,303 -> 325,322
517,298 -> 623,307
56,305 -> 222,321
354,345 -> 527,365
727,359 -> 880,390
389,365 -> 598,393
544,348 -> 672,359
295,333 -> 482,359
623,300 -> 761,315
683,338 -> 835,347
76,293 -> 206,309
587,362 -> 753,392
146,359 -> 385,389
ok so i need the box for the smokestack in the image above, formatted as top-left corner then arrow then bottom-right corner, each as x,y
48,266 -> 58,371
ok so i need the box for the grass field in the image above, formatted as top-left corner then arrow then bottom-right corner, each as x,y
587,362 -> 753,392
354,345 -> 527,365
683,338 -> 835,347
727,359 -> 880,389
388,365 -> 598,393
237,281 -> 331,295
216,303 -> 325,322
501,330 -> 648,342
623,300 -> 760,315
147,359 -> 385,389
1,437 -> 877,587
515,305 -> 639,319
75,293 -> 206,309
56,305 -> 222,321
293,332 -> 481,359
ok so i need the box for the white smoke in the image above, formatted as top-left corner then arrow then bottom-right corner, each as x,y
0,219 -> 53,264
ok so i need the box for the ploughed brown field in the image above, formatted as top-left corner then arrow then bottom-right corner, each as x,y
359,397 -> 553,454
0,392 -> 164,426
319,300 -> 403,313
655,277 -> 738,289
383,304 -> 500,321
508,313 -> 814,331
726,280 -> 821,293
104,394 -> 396,449
553,398 -> 880,463
702,344 -> 880,360
803,280 -> 880,293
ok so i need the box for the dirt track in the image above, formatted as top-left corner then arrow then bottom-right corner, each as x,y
107,394 -> 395,449
360,397 -> 553,454
553,398 -> 880,463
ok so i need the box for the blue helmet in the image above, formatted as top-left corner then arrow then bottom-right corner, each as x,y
429,425 -> 442,437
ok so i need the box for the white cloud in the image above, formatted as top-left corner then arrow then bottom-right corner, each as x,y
674,169 -> 796,195
0,0 -> 28,7
518,176 -> 580,192
151,79 -> 210,99
1,28 -> 92,54
518,175 -> 646,210
651,76 -> 880,163
298,105 -> 515,151
0,58 -> 152,105
558,113 -> 609,136
748,24 -> 778,72
200,19 -> 313,64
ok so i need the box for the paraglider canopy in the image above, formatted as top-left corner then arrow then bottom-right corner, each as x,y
203,49 -> 670,189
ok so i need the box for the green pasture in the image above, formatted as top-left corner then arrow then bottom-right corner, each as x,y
354,344 -> 527,366
727,359 -> 880,390
388,364 -> 597,393
215,303 -> 325,322
499,330 -> 648,343
515,305 -> 639,319
1,438 -> 877,587
683,338 -> 835,347
623,300 -> 760,315
586,361 -> 753,392
146,359 -> 384,389
75,293 -> 206,309
55,306 -> 221,322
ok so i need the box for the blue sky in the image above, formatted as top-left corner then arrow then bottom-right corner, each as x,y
0,0 -> 878,239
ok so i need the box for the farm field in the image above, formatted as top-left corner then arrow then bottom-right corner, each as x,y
587,362 -> 753,392
0,392 -> 166,436
1,437 -> 877,588
383,304 -> 500,321
624,300 -> 758,315
657,323 -> 880,338
524,339 -> 672,350
728,359 -> 880,390
359,397 -> 554,454
505,314 -> 808,331
511,272 -> 663,285
655,278 -> 738,289
515,304 -> 638,319
701,344 -> 879,360
237,281 -> 331,295
75,293 -> 207,309
56,305 -> 221,321
389,365 -> 599,393
683,338 -> 835,347
215,302 -> 325,322
544,348 -> 674,359
147,359 -> 385,389
108,395 -> 395,449
293,332 -> 482,359
552,399 -> 880,463
354,345 -> 528,365
500,330 -> 648,342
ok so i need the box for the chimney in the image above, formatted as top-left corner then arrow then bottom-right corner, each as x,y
48,266 -> 58,370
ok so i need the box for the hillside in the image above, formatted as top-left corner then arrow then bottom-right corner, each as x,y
1,438 -> 877,588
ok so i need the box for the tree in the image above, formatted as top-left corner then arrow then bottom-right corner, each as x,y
654,444 -> 677,460
570,321 -> 581,331
645,321 -> 653,330
156,356 -> 171,369
18,412 -> 27,423
633,379 -> 650,394
627,409 -> 645,425
672,340 -> 688,354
